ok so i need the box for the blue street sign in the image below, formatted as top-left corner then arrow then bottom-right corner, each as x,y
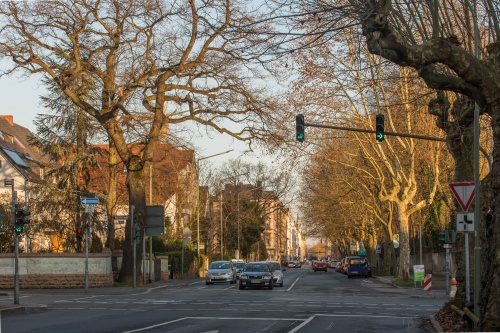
81,197 -> 99,205
376,244 -> 382,253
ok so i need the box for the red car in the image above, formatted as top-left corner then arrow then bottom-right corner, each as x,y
313,261 -> 328,272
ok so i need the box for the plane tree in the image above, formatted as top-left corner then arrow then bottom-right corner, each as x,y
258,0 -> 497,328
0,0 -> 280,283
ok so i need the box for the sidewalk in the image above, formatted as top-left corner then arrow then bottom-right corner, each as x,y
375,273 -> 450,299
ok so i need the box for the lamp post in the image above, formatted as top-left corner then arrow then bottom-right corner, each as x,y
237,186 -> 262,259
195,150 -> 233,258
219,173 -> 247,260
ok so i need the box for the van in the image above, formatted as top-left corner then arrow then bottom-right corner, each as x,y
346,256 -> 368,278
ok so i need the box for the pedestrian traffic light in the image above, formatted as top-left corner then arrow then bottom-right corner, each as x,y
76,228 -> 83,241
14,204 -> 30,235
296,114 -> 305,142
376,114 -> 385,142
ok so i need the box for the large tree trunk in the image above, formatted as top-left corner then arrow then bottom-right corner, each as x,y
396,214 -> 410,280
118,157 -> 147,284
106,140 -> 118,251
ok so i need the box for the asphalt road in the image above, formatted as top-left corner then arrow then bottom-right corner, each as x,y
0,265 -> 446,333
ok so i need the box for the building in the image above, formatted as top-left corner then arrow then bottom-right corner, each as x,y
207,182 -> 305,262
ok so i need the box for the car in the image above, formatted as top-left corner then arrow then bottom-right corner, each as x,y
313,260 -> 327,272
342,257 -> 352,275
328,260 -> 337,269
267,261 -> 285,287
346,256 -> 369,278
231,261 -> 246,279
336,261 -> 343,272
205,261 -> 236,285
239,261 -> 274,290
288,261 -> 298,268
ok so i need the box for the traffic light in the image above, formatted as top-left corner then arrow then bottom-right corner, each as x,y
0,213 -> 4,233
376,114 -> 385,142
76,228 -> 83,241
134,224 -> 141,244
438,231 -> 445,246
296,114 -> 305,142
14,204 -> 30,235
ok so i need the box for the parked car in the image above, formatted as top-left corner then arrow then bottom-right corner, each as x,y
342,257 -> 352,275
239,261 -> 274,290
205,261 -> 236,285
267,261 -> 285,287
313,261 -> 328,272
346,256 -> 369,278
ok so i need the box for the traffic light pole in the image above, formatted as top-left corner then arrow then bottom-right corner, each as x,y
85,213 -> 90,293
303,122 -> 446,142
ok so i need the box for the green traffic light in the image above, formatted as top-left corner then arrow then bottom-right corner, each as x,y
376,132 -> 384,141
297,132 -> 304,141
15,224 -> 23,235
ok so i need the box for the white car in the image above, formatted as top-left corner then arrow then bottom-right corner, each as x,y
206,261 -> 237,285
267,261 -> 285,287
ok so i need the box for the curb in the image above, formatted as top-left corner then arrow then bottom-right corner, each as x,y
429,315 -> 444,332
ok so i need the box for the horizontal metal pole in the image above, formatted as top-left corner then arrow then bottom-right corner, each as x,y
304,122 -> 446,142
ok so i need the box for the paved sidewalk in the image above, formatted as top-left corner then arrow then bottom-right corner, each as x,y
375,273 -> 451,299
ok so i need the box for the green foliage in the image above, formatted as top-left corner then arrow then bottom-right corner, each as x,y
145,236 -> 168,253
156,248 -> 197,276
90,233 -> 103,253
424,197 -> 445,252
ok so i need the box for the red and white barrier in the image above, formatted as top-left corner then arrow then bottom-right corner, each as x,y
424,273 -> 432,291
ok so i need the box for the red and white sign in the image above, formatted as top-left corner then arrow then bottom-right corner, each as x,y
449,182 -> 475,211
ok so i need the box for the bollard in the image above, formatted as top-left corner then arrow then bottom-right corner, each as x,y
450,278 -> 457,299
424,273 -> 432,291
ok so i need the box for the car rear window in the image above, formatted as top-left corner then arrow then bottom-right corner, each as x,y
349,258 -> 365,265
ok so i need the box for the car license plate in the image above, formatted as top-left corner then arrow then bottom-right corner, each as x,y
251,280 -> 261,283
351,271 -> 358,274
214,277 -> 223,279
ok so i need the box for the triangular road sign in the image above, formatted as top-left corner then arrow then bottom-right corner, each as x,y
449,182 -> 475,211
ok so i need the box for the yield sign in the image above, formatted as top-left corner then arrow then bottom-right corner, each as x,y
449,182 -> 475,211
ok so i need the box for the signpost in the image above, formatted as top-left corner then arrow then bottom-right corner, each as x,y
413,265 -> 425,287
449,182 -> 475,303
81,197 -> 99,293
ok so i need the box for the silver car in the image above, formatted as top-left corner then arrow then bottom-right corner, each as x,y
206,261 -> 236,285
267,261 -> 284,287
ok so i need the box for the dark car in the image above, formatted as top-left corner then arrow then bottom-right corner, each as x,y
313,261 -> 328,272
346,256 -> 368,278
239,261 -> 274,290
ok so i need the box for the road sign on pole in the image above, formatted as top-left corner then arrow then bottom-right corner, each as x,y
81,197 -> 99,205
456,212 -> 475,233
449,182 -> 475,211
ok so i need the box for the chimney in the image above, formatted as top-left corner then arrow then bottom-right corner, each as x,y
0,115 -> 13,125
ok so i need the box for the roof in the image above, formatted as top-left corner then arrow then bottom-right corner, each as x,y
0,115 -> 50,182
86,142 -> 195,205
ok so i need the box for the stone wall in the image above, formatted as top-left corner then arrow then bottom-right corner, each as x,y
0,252 -> 113,289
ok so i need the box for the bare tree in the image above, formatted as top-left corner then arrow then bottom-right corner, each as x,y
0,0 -> 280,283
260,0 -> 497,328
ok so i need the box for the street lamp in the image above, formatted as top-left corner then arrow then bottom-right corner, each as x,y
237,185 -> 262,259
195,150 -> 233,258
219,173 -> 247,260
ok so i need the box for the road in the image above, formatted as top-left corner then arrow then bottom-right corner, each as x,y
0,264 -> 445,332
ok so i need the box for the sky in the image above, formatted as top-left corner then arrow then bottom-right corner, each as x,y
1,74 -> 267,171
